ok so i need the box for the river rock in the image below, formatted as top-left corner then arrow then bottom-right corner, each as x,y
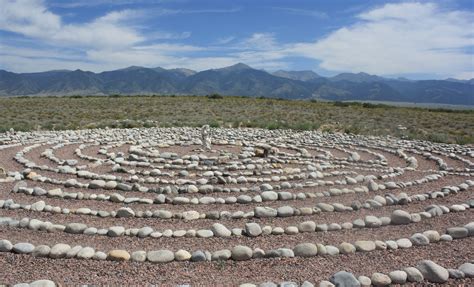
416,260 -> 449,283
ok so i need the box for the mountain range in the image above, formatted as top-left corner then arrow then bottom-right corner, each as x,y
0,63 -> 472,105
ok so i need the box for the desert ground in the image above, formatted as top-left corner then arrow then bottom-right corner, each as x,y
0,126 -> 472,286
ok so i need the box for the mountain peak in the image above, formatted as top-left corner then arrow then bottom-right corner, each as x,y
218,63 -> 252,71
169,68 -> 196,76
119,66 -> 148,71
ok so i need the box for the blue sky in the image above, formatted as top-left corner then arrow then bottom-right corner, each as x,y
0,0 -> 473,79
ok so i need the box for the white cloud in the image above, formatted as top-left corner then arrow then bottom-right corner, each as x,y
241,33 -> 277,50
0,0 -> 61,38
1,1 -> 472,78
0,0 -> 144,49
291,2 -> 474,77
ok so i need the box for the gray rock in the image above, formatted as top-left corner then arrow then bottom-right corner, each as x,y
354,241 -> 375,252
364,216 -> 382,228
277,206 -> 294,217
32,187 -> 47,196
211,223 -> 232,237
191,250 -> 207,262
447,227 -> 468,239
30,280 -> 56,287
212,249 -> 232,261
28,218 -> 43,230
231,245 -> 253,261
254,207 -> 278,218
275,248 -> 294,258
107,226 -> 125,237
245,223 -> 262,237
298,221 -> 316,232
137,226 -> 154,238
116,207 -> 135,218
0,239 -> 13,251
182,210 -> 200,220
31,200 -> 46,211
116,183 -> 132,191
448,269 -> 465,279
293,243 -> 318,257
77,247 -> 95,259
329,271 -> 361,287
12,242 -> 35,254
316,203 -> 334,212
13,181 -> 27,192
319,281 -> 335,287
93,251 -> 107,260
338,242 -> 356,254
326,223 -> 342,232
83,227 -> 98,235
147,249 -> 175,263
49,243 -> 71,258
458,263 -> 474,277
464,222 -> 474,236
410,233 -> 430,245
396,238 -> 412,249
261,191 -> 278,201
131,250 -> 147,262
352,219 -> 365,228
89,179 -> 106,189
301,281 -> 314,287
389,270 -> 407,284
65,223 -> 87,234
174,249 -> 191,261
109,193 -> 125,203
391,209 -> 411,225
279,282 -> 298,287
423,230 -> 440,242
416,260 -> 449,283
325,245 -> 339,256
32,245 -> 51,257
196,229 -> 213,238
66,245 -> 82,258
357,276 -> 371,287
404,267 -> 424,282
260,183 -> 273,191
440,234 -> 453,241
371,273 -> 391,286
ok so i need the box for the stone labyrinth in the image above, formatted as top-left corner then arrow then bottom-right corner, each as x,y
0,127 -> 473,286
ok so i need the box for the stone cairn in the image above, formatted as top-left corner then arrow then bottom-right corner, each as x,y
0,127 -> 472,286
201,125 -> 212,151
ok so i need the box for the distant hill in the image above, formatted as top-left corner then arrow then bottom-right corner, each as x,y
272,70 -> 322,81
0,64 -> 472,105
329,72 -> 385,83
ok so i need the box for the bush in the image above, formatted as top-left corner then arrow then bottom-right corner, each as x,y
209,121 -> 220,128
207,93 -> 223,99
333,101 -> 352,107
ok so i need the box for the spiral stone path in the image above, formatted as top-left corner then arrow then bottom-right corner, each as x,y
0,127 -> 472,286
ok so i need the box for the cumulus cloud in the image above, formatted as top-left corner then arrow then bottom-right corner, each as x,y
291,2 -> 474,77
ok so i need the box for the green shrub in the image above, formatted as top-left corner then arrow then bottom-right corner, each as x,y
207,93 -> 223,99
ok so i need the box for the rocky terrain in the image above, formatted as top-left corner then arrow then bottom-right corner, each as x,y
0,127 -> 473,286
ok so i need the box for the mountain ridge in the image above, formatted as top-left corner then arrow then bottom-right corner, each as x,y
0,64 -> 472,105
